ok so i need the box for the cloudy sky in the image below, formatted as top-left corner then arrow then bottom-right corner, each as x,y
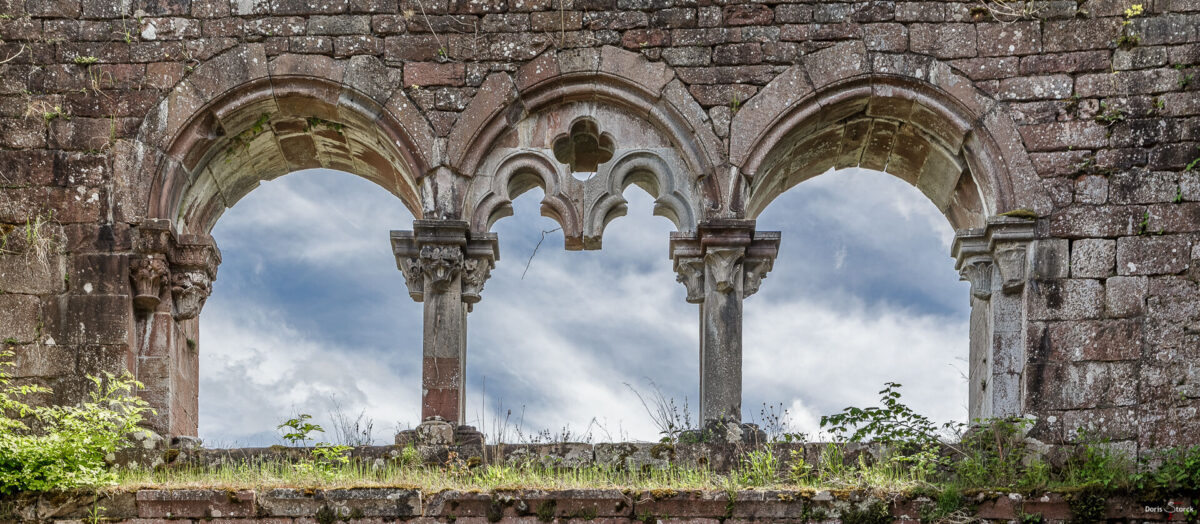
198,167 -> 971,447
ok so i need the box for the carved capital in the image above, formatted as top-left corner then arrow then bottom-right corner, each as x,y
705,247 -> 744,294
419,245 -> 464,293
461,257 -> 493,305
959,258 -> 993,300
171,270 -> 212,321
674,256 -> 705,304
743,257 -> 773,298
994,246 -> 1027,294
130,255 -> 169,313
399,257 -> 425,302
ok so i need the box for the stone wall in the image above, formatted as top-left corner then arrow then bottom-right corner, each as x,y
0,0 -> 1197,451
2,487 -> 1192,523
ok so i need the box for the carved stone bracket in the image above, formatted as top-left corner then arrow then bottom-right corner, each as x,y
131,219 -> 221,321
669,220 -> 781,301
130,255 -> 169,313
951,217 -> 1036,299
391,220 -> 500,307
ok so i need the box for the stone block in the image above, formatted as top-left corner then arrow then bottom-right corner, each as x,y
1116,235 -> 1191,275
136,490 -> 255,519
1029,278 -> 1105,320
1071,238 -> 1116,278
908,23 -> 977,58
403,62 -> 466,87
1105,275 -> 1148,318
997,75 -> 1072,101
1027,361 -> 1138,410
1075,174 -> 1108,204
0,253 -> 67,295
0,294 -> 40,343
1045,320 -> 1142,361
978,21 -> 1041,56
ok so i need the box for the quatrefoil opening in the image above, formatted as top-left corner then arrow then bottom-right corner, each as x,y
552,119 -> 615,174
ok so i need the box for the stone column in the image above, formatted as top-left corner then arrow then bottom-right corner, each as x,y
670,220 -> 780,425
392,220 -> 498,425
130,219 -> 220,438
952,217 -> 1035,420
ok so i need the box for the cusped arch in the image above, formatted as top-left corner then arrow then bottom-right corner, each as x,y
730,41 -> 1050,230
121,44 -> 437,234
468,150 -> 582,243
453,46 -> 717,248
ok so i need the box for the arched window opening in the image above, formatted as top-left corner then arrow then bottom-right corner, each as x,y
197,169 -> 418,446
743,168 -> 970,438
466,186 -> 694,442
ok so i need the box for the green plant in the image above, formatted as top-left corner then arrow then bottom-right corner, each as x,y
737,447 -> 778,487
224,113 -> 273,159
1062,430 -> 1133,490
277,413 -> 323,446
73,56 -> 99,65
1185,147 -> 1200,172
1094,101 -> 1126,125
42,105 -> 65,122
788,449 -> 812,484
1137,211 -> 1150,235
842,499 -> 890,524
951,418 -> 1049,491
821,382 -> 958,448
1131,445 -> 1200,493
918,488 -> 965,523
0,351 -> 152,493
1176,187 -> 1186,204
1068,489 -> 1106,524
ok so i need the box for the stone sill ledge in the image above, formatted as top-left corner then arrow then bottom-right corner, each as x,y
2,488 -> 1185,523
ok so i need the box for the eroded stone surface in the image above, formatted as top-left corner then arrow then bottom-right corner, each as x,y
1,0 -> 1198,452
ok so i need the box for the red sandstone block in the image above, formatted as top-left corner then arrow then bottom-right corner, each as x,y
404,62 -> 466,87
1018,120 -> 1108,152
632,491 -> 728,518
136,490 -> 255,519
908,23 -> 977,59
1116,235 -> 1192,276
621,29 -> 669,49
722,4 -> 772,26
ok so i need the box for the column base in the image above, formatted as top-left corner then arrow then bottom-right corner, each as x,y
395,418 -> 486,465
679,420 -> 767,445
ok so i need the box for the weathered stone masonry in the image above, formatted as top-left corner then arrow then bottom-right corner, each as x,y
0,0 -> 1197,452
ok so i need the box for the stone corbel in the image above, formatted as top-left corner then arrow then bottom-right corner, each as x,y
674,257 -> 705,304
419,245 -> 464,292
392,222 -> 499,307
130,255 -> 169,313
669,223 -> 780,301
743,257 -> 773,298
705,247 -> 744,294
131,220 -> 220,321
952,217 -> 1036,299
168,235 -> 221,321
994,246 -> 1027,294
959,258 -> 994,300
461,232 -> 499,310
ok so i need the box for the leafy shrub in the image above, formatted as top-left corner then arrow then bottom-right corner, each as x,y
0,351 -> 151,493
951,418 -> 1048,491
1131,445 -> 1200,494
1061,431 -> 1133,491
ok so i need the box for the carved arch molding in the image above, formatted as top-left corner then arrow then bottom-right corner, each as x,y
119,37 -> 1056,435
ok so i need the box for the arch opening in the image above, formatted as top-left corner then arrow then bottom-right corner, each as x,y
744,83 -> 991,231
466,185 -> 694,441
744,168 -> 970,437
150,78 -> 425,235
195,168 -> 420,445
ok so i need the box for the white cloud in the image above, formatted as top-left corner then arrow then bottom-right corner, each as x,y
198,167 -> 972,446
